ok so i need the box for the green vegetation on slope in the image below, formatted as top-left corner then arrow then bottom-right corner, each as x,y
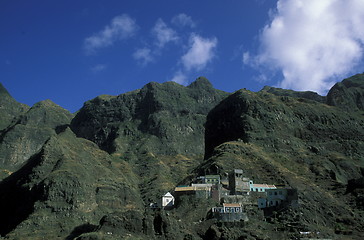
1,74 -> 364,239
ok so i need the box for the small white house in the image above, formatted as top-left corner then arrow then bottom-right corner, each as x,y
161,192 -> 175,209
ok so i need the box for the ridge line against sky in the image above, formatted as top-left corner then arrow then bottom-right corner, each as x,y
1,0 -> 364,112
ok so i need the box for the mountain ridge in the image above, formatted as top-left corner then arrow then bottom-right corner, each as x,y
0,74 -> 364,239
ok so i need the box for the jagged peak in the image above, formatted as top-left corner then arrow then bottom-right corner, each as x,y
0,83 -> 11,97
31,99 -> 68,111
188,76 -> 213,89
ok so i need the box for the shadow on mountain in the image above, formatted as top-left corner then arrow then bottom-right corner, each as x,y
0,152 -> 43,236
65,223 -> 98,240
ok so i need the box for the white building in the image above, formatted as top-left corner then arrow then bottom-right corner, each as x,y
161,192 -> 175,209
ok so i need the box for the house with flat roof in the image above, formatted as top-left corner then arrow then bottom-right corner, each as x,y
250,183 -> 277,193
174,185 -> 211,199
212,203 -> 248,222
258,188 -> 298,209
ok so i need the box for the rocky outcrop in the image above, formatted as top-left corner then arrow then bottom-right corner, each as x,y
0,100 -> 73,172
202,78 -> 364,238
327,73 -> 364,111
0,128 -> 141,239
71,77 -> 228,156
260,85 -> 326,103
2,74 -> 364,239
205,88 -> 364,161
0,83 -> 29,131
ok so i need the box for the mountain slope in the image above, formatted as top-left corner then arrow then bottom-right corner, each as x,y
1,74 -> 364,239
202,85 -> 364,238
0,83 -> 29,131
0,100 -> 73,174
327,73 -> 364,111
0,128 -> 143,239
71,77 -> 228,156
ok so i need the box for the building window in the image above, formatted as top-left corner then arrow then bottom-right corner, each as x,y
274,192 -> 277,195
255,188 -> 258,191
251,188 -> 253,191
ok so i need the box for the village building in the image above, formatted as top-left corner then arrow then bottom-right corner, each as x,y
161,192 -> 175,210
250,183 -> 277,192
210,184 -> 230,202
212,203 -> 248,222
258,188 -> 298,209
204,175 -> 220,184
212,203 -> 243,213
174,185 -> 212,199
229,169 -> 251,195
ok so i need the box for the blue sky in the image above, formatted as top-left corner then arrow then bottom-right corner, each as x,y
1,0 -> 364,112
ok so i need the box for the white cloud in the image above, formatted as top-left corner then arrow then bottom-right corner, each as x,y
152,18 -> 179,48
242,52 -> 251,65
133,47 -> 154,65
171,13 -> 196,28
181,34 -> 218,71
91,64 -> 107,72
84,14 -> 138,54
245,0 -> 364,94
171,71 -> 188,85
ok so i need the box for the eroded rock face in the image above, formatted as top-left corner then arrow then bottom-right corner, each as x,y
1,74 -> 364,239
205,88 -> 364,162
327,73 -> 364,111
0,100 -> 73,171
71,77 -> 228,156
0,128 -> 141,239
260,85 -> 326,103
0,83 -> 29,131
202,78 -> 364,238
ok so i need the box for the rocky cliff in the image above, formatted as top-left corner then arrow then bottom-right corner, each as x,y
203,73 -> 364,239
0,100 -> 73,173
0,83 -> 29,131
0,128 -> 142,239
70,77 -> 228,156
0,75 -> 364,239
327,73 -> 364,111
